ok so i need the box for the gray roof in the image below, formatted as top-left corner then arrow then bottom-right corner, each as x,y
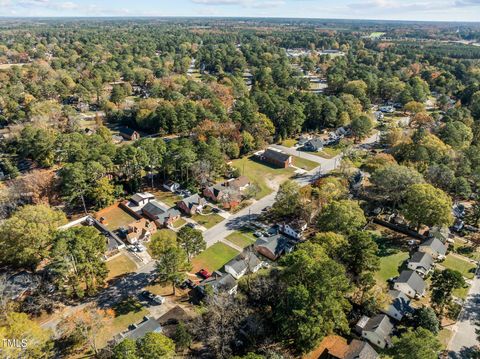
225,252 -> 262,274
157,208 -> 181,222
143,200 -> 169,217
255,234 -> 294,257
409,251 -> 434,271
387,290 -> 412,317
180,194 -> 204,209
305,138 -> 324,148
420,237 -> 447,256
396,270 -> 426,294
201,273 -> 237,293
363,314 -> 394,339
263,148 -> 291,163
131,192 -> 154,204
345,340 -> 379,359
124,317 -> 162,340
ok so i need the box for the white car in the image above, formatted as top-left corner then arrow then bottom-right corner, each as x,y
153,295 -> 166,305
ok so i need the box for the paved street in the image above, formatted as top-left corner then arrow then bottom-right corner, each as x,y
448,267 -> 480,358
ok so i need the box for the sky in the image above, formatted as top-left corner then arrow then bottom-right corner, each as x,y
0,0 -> 479,22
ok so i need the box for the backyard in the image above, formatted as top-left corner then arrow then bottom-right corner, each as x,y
232,156 -> 295,199
280,138 -> 297,147
96,204 -> 138,231
151,189 -> 183,207
374,234 -> 410,284
191,242 -> 239,273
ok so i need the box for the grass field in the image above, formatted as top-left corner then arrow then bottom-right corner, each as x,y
313,147 -> 341,159
152,189 -> 183,207
106,253 -> 138,281
438,328 -> 453,350
442,254 -> 476,279
226,231 -> 256,248
96,205 -> 137,231
453,284 -> 470,299
232,156 -> 295,199
452,239 -> 480,261
375,251 -> 410,283
172,217 -> 187,229
280,139 -> 297,148
98,298 -> 148,347
292,155 -> 319,171
191,213 -> 224,229
191,242 -> 239,273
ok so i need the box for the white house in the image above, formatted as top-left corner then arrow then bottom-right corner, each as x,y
356,314 -> 394,349
394,270 -> 426,298
163,180 -> 180,193
224,252 -> 263,279
419,237 -> 448,259
381,290 -> 412,321
407,251 -> 434,276
280,221 -> 307,240
130,192 -> 155,207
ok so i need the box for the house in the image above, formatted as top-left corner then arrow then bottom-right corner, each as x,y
356,314 -> 394,349
198,272 -> 238,296
130,192 -> 155,207
225,176 -> 250,191
258,148 -> 293,168
429,226 -> 452,243
303,138 -> 324,152
163,180 -> 180,193
419,237 -> 448,259
224,252 -> 263,279
279,221 -> 307,240
304,335 -> 378,359
142,200 -> 181,227
4,271 -> 41,300
112,135 -> 124,144
407,251 -> 434,276
118,127 -> 140,141
255,235 -> 295,261
203,183 -> 241,209
381,290 -> 412,321
119,317 -> 162,341
394,270 -> 426,298
125,218 -> 156,244
379,106 -> 395,113
177,194 -> 206,215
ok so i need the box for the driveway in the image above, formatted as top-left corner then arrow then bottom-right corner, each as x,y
448,266 -> 480,358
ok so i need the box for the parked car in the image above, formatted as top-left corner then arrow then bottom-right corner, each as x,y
186,223 -> 196,229
136,244 -> 147,252
153,295 -> 166,305
212,207 -> 221,213
179,279 -> 195,290
141,290 -> 156,301
198,269 -> 211,279
253,231 -> 263,238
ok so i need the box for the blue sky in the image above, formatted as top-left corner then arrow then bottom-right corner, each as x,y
0,0 -> 479,21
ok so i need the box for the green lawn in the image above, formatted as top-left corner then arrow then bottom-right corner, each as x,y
438,328 -> 453,350
313,147 -> 341,159
106,253 -> 137,281
191,213 -> 224,229
192,242 -> 240,273
148,229 -> 177,256
280,139 -> 297,147
292,155 -> 319,171
172,217 -> 187,229
232,156 -> 295,199
452,239 -> 480,261
226,231 -> 256,249
153,189 -> 183,207
98,298 -> 149,347
453,284 -> 470,300
442,254 -> 477,279
375,251 -> 410,283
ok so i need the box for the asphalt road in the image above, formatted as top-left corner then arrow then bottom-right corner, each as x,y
448,267 -> 480,358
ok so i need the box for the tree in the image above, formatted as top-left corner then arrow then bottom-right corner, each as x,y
172,321 -> 192,352
0,312 -> 53,359
370,164 -> 424,207
136,332 -> 175,359
274,242 -> 351,353
49,226 -> 108,298
411,112 -> 434,128
154,243 -> 191,296
271,180 -> 302,220
391,328 -> 441,359
350,115 -> 373,142
311,231 -> 347,259
312,177 -> 348,207
88,177 -> 116,209
0,204 -> 67,269
412,307 -> 440,334
317,200 -> 366,233
177,226 -> 205,261
402,184 -> 453,230
439,121 -> 473,150
431,269 -> 465,316
404,101 -> 425,114
113,339 -> 138,359
341,231 -> 379,283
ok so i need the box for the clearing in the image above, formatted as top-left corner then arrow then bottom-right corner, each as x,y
441,254 -> 476,279
232,156 -> 295,199
313,147 -> 341,159
280,139 -> 297,148
106,253 -> 138,281
292,155 -> 319,171
96,204 -> 137,231
151,189 -> 183,207
191,213 -> 224,229
226,230 -> 256,249
191,242 -> 239,273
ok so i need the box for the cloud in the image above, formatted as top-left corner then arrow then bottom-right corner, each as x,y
191,0 -> 285,8
454,0 -> 480,6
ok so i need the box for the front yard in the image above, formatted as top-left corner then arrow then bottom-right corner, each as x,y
312,147 -> 341,159
106,253 -> 138,281
232,156 -> 295,199
191,212 -> 224,229
191,242 -> 240,273
226,231 -> 256,249
280,138 -> 297,148
441,254 -> 477,279
292,155 -> 319,171
96,204 -> 138,231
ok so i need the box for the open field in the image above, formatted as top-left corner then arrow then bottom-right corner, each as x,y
453,284 -> 470,299
438,328 -> 454,350
280,139 -> 297,148
151,189 -> 183,207
232,156 -> 295,199
292,155 -> 319,171
226,231 -> 256,248
313,147 -> 341,159
172,217 -> 187,229
441,254 -> 476,279
375,251 -> 409,283
191,242 -> 239,273
452,238 -> 480,261
96,204 -> 137,231
191,213 -> 224,229
106,253 -> 138,281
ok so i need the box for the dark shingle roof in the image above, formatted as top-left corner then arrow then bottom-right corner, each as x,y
305,138 -> 324,148
255,235 -> 294,257
118,127 -> 137,136
387,290 -> 412,317
124,317 -> 162,340
396,270 -> 426,294
345,340 -> 379,359
143,200 -> 169,217
363,314 -> 394,339
410,251 -> 434,270
225,252 -> 262,274
420,237 -> 447,256
263,148 -> 291,163
180,194 -> 204,209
